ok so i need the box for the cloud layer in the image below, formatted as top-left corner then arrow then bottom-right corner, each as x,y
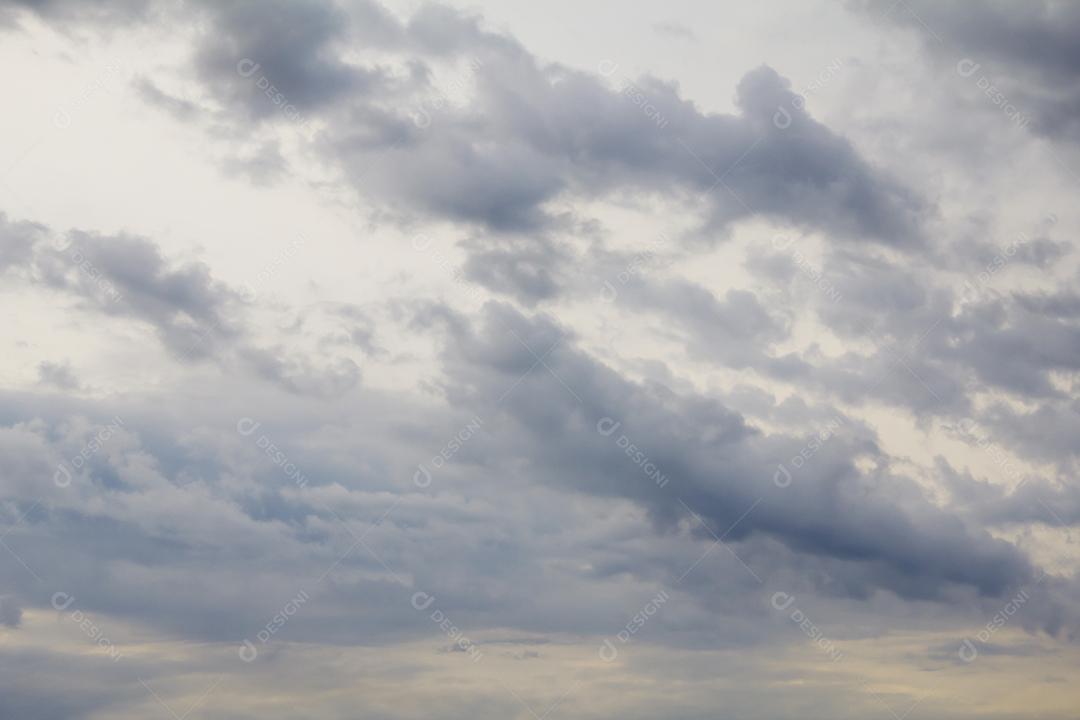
1,0 -> 1079,718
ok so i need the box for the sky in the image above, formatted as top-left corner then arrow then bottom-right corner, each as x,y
1,0 -> 1080,718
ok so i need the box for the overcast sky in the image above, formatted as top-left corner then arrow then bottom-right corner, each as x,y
2,1 -> 1080,718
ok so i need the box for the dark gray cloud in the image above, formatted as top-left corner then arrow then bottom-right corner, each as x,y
330,59 -> 929,243
424,302 -> 1037,601
40,229 -> 241,359
611,278 -> 787,369
2,212 -> 244,361
461,234 -> 569,303
9,0 -> 933,271
923,291 -> 1080,402
956,472 -> 1080,528
0,291 -> 1063,666
863,0 -> 1080,145
191,0 -> 385,121
729,218 -> 1080,423
19,0 -> 924,243
1,208 -> 368,399
979,399 -> 1080,469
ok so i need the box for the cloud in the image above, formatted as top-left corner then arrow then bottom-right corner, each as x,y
0,212 -> 45,273
1,1 -> 1079,717
0,595 -> 21,627
427,302 -> 1037,600
37,229 -> 241,359
0,0 -> 151,27
37,361 -> 80,391
863,0 -> 1080,146
13,0 -> 926,244
190,0 -> 385,121
329,58 -> 928,243
1,208 -> 368,398
653,21 -> 698,41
